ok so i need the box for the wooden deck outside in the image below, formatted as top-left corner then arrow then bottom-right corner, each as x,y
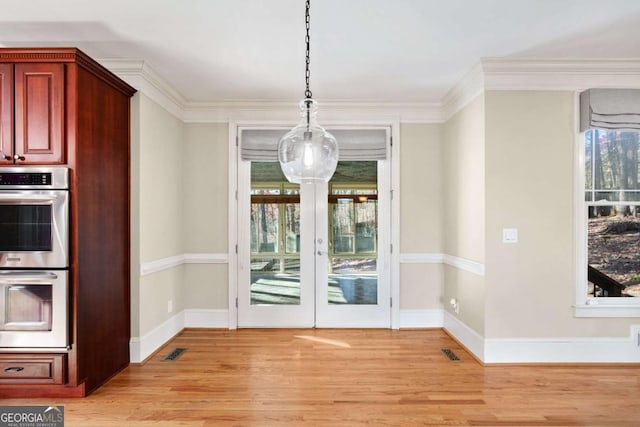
2,328 -> 639,426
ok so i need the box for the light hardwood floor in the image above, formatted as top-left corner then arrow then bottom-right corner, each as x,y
2,328 -> 640,426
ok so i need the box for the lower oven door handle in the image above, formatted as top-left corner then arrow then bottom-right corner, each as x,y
0,271 -> 59,282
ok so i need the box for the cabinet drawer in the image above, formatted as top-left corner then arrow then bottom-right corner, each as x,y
0,354 -> 66,384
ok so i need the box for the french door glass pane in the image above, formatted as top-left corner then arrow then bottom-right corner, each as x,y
328,161 -> 378,305
250,163 -> 301,305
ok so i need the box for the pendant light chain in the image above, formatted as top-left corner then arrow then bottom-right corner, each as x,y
277,0 -> 338,184
304,0 -> 312,99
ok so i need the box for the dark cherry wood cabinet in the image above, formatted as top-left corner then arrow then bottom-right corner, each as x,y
0,62 -> 65,164
0,354 -> 66,385
0,63 -> 13,162
14,63 -> 65,164
0,48 -> 136,397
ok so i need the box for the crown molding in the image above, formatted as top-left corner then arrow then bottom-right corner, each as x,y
481,57 -> 640,91
441,58 -> 640,120
99,57 -> 640,125
441,63 -> 485,121
98,58 -> 442,123
97,58 -> 187,120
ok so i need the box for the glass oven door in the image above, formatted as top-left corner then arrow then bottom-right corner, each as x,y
0,271 -> 68,349
0,191 -> 68,268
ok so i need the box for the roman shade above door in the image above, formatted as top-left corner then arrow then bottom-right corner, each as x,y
240,128 -> 388,161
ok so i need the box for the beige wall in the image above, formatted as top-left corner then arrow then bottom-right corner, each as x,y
139,267 -> 184,334
443,265 -> 485,332
484,90 -> 636,338
139,95 -> 185,261
442,94 -> 486,335
443,95 -> 485,262
399,123 -> 444,310
183,123 -> 228,252
182,123 -> 229,310
400,124 -> 443,253
130,94 -> 141,337
184,264 -> 228,310
400,264 -> 443,310
132,105 -> 230,338
133,94 -> 185,337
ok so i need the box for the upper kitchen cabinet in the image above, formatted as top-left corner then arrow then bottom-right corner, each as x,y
0,62 -> 65,164
0,64 -> 13,162
15,63 -> 65,164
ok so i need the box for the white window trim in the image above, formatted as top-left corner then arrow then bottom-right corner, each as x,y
574,94 -> 640,317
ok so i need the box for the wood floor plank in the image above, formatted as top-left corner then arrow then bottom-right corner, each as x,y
1,329 -> 638,426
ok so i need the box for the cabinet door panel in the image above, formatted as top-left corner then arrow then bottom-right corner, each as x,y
0,64 -> 12,163
14,63 -> 64,164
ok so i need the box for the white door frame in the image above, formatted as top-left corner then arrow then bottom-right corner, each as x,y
228,120 -> 401,329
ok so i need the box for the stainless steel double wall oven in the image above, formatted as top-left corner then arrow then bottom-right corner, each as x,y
0,167 -> 69,349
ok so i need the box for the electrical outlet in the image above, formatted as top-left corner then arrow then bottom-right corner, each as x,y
168,300 -> 173,313
449,298 -> 459,314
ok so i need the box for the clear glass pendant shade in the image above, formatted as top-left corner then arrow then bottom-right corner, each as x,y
278,98 -> 338,184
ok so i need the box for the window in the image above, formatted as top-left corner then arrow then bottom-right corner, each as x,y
577,88 -> 640,316
250,182 -> 301,275
249,168 -> 379,277
577,128 -> 640,316
330,182 -> 378,275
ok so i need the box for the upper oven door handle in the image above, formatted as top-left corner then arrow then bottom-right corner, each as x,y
0,193 -> 58,204
0,271 -> 59,283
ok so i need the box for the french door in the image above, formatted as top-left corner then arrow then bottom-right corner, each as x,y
236,128 -> 391,328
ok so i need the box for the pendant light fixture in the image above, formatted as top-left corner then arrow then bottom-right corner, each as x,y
278,0 -> 338,184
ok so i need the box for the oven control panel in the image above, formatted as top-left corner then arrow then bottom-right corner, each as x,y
0,167 -> 68,189
0,172 -> 51,186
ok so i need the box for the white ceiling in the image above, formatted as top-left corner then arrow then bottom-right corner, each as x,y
1,0 -> 640,104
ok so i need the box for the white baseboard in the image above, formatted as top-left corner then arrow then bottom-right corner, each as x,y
130,309 -> 229,362
443,311 -> 640,363
484,332 -> 640,363
130,311 -> 185,363
399,309 -> 444,328
442,311 -> 486,361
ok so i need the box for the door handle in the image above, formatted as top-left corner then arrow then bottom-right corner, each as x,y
0,193 -> 58,203
0,271 -> 59,283
4,367 -> 25,373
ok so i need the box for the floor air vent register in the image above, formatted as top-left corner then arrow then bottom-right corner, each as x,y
441,348 -> 461,361
163,348 -> 187,361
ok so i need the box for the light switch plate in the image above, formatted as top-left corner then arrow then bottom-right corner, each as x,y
503,228 -> 518,243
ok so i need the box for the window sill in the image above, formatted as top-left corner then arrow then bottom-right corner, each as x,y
575,301 -> 640,318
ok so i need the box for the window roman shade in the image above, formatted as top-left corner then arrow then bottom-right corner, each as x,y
580,88 -> 640,132
240,128 -> 388,161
